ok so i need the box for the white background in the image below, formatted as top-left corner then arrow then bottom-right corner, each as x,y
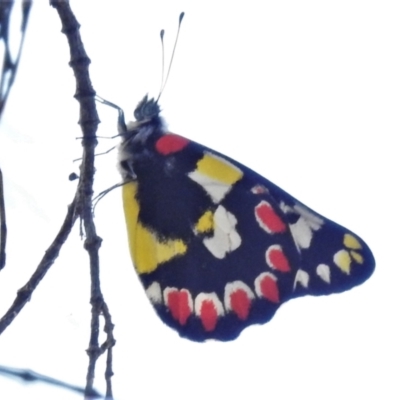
0,1 -> 399,399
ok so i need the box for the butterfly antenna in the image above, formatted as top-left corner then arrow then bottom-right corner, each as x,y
158,29 -> 165,97
157,12 -> 185,102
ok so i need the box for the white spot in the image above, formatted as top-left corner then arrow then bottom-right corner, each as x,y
202,205 -> 241,258
316,264 -> 331,283
294,269 -> 310,289
293,204 -> 324,229
146,282 -> 162,304
188,170 -> 232,203
281,202 -> 324,250
289,218 -> 315,249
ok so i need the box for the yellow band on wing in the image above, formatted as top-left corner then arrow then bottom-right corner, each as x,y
123,182 -> 187,274
123,182 -> 140,262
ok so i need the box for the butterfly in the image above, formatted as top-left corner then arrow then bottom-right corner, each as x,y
98,93 -> 376,342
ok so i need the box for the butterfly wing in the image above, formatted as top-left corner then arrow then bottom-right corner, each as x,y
122,132 -> 374,342
255,176 -> 374,298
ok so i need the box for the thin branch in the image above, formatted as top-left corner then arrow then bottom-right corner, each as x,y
0,0 -> 116,398
0,0 -> 33,118
0,0 -> 33,270
0,364 -> 102,399
50,1 -> 115,399
0,200 -> 78,334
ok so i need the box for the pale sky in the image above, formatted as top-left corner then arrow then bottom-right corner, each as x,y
0,1 -> 399,399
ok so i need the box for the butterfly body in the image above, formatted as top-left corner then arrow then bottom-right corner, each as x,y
117,96 -> 375,342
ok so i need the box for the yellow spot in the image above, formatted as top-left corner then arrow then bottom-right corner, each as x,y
123,182 -> 187,274
195,210 -> 214,233
195,153 -> 243,185
333,250 -> 351,274
123,182 -> 140,256
350,251 -> 364,264
344,233 -> 362,250
134,224 -> 187,273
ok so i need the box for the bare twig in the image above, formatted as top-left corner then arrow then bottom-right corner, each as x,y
50,1 -> 115,399
0,0 -> 33,118
0,0 -> 116,398
0,200 -> 78,333
0,0 -> 33,270
0,364 -> 102,398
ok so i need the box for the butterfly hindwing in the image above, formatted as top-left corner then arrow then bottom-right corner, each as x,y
119,106 -> 374,342
260,178 -> 374,297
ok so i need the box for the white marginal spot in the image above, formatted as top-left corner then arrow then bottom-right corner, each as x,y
294,269 -> 310,289
224,281 -> 255,312
203,205 -> 241,258
194,293 -> 225,317
316,264 -> 331,283
146,282 -> 162,304
280,202 -> 324,250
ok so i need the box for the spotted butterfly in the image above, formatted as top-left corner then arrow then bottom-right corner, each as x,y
105,95 -> 375,342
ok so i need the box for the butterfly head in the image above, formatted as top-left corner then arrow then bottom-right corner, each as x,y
124,95 -> 164,134
134,95 -> 161,122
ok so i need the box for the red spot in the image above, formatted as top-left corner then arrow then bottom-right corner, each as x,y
166,289 -> 192,325
255,201 -> 286,233
155,134 -> 190,155
199,300 -> 218,331
259,275 -> 280,303
266,246 -> 291,272
230,289 -> 251,320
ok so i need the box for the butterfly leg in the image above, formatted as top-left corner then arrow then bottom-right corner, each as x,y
95,95 -> 127,134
